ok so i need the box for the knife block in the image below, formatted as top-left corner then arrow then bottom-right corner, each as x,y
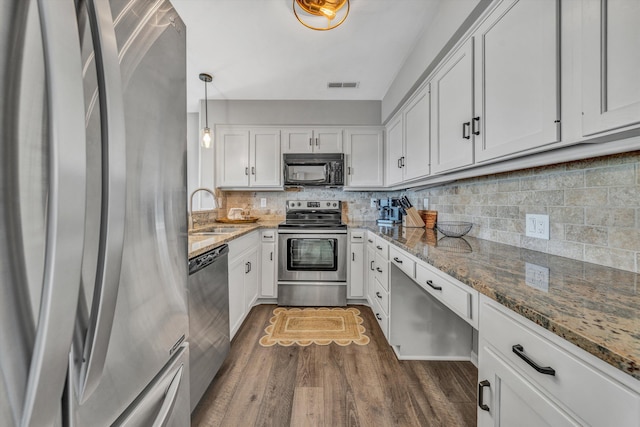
403,207 -> 426,228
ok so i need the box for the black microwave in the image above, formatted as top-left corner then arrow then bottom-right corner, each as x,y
283,153 -> 344,187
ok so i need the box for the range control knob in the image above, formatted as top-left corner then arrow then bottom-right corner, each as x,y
333,202 -> 337,207
327,202 -> 331,207
297,202 -> 301,206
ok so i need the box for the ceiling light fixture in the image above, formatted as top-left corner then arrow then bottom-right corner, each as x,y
293,0 -> 350,31
199,73 -> 213,148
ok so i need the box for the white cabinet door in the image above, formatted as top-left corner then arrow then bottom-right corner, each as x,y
260,241 -> 276,297
314,128 -> 343,153
250,129 -> 281,187
281,128 -> 342,153
403,85 -> 431,181
385,115 -> 404,186
474,0 -> 560,162
281,128 -> 314,153
216,129 -> 249,187
431,39 -> 474,174
478,343 -> 580,427
228,256 -> 246,339
244,248 -> 259,311
344,128 -> 384,187
582,0 -> 640,136
366,243 -> 376,305
349,241 -> 365,298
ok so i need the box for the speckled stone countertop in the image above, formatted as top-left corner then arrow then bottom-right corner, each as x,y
350,221 -> 640,381
188,219 -> 281,259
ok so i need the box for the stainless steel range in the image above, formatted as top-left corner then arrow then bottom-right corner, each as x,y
278,200 -> 347,306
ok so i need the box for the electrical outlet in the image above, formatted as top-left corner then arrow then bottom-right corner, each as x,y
525,262 -> 550,292
525,214 -> 549,239
260,198 -> 267,208
423,198 -> 429,209
371,198 -> 377,208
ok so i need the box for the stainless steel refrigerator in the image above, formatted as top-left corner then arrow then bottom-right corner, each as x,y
0,0 -> 189,425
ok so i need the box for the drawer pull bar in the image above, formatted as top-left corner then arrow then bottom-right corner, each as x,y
376,292 -> 382,299
367,239 -> 373,243
393,257 -> 403,264
426,280 -> 442,291
376,313 -> 382,321
376,267 -> 383,273
352,235 -> 362,239
478,380 -> 490,411
376,245 -> 382,250
370,261 -> 375,271
512,344 -> 556,376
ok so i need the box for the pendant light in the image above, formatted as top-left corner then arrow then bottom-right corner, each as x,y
293,0 -> 350,31
199,73 -> 213,148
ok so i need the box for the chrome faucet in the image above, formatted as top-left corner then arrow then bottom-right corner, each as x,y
189,187 -> 217,230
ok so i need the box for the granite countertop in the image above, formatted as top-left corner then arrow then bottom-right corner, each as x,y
351,221 -> 639,382
188,219 -> 281,258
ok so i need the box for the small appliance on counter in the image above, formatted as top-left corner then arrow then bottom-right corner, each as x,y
376,198 -> 403,225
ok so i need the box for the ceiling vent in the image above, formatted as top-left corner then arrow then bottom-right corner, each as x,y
327,82 -> 359,89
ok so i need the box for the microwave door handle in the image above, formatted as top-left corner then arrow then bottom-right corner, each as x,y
324,163 -> 330,182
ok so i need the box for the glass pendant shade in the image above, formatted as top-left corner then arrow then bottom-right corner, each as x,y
199,73 -> 213,148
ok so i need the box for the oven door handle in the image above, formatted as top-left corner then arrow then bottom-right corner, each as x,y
278,230 -> 347,235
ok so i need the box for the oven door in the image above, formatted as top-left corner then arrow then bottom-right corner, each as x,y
278,230 -> 347,282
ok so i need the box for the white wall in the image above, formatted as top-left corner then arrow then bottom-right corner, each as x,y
202,99 -> 381,126
381,0 -> 489,123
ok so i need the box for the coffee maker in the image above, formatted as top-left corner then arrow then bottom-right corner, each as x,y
376,198 -> 403,225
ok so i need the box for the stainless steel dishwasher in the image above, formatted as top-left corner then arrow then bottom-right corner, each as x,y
188,244 -> 230,412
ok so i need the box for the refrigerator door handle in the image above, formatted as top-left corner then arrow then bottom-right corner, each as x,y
151,365 -> 184,427
76,0 -> 128,403
22,1 -> 87,425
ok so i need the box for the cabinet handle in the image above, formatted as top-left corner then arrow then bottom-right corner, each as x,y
376,292 -> 382,299
478,380 -> 490,412
352,235 -> 362,239
352,252 -> 355,261
376,267 -> 383,273
370,261 -> 375,271
393,257 -> 402,264
270,252 -> 273,261
462,122 -> 471,139
245,262 -> 250,274
347,166 -> 352,175
251,166 -> 255,175
400,156 -> 405,167
397,158 -> 402,169
426,280 -> 442,291
264,234 -> 273,239
367,239 -> 373,243
376,245 -> 382,250
472,116 -> 480,135
376,313 -> 382,321
512,344 -> 556,376
309,137 -> 312,147
245,167 -> 249,175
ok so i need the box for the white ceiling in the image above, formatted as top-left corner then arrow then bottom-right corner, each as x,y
171,0 -> 443,112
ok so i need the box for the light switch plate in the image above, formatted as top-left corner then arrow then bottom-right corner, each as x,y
260,198 -> 267,208
525,214 -> 549,239
525,262 -> 550,292
371,198 -> 377,208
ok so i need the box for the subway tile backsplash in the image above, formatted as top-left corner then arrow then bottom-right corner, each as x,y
222,150 -> 640,273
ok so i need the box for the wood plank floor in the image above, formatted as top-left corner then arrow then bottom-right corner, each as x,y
191,304 -> 478,427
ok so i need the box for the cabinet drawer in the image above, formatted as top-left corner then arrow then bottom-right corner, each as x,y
372,298 -> 389,341
350,230 -> 365,243
389,246 -> 415,279
415,261 -> 477,327
261,230 -> 276,242
374,237 -> 389,259
480,298 -> 640,427
366,231 -> 376,246
374,253 -> 388,291
373,278 -> 389,316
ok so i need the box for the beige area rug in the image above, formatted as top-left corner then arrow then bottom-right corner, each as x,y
259,307 -> 370,347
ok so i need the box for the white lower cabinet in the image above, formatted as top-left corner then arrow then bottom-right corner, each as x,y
348,230 -> 366,298
260,230 -> 276,298
478,296 -> 640,426
228,231 -> 260,338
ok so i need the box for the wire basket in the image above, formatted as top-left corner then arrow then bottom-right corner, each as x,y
435,221 -> 473,237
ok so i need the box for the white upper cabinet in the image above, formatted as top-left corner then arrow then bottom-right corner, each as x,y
216,128 -> 250,187
403,86 -> 431,180
474,0 -> 560,162
582,0 -> 640,136
385,84 -> 431,185
281,127 -> 343,153
216,126 -> 282,189
385,114 -> 404,186
431,40 -> 474,174
344,128 -> 384,188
